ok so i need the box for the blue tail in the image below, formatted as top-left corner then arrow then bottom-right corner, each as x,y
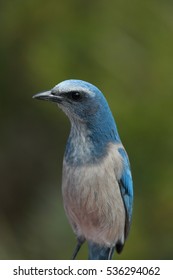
88,241 -> 115,260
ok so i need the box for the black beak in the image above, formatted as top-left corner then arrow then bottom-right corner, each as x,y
32,91 -> 62,103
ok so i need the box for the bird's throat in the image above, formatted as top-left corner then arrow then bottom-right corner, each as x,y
64,123 -> 95,165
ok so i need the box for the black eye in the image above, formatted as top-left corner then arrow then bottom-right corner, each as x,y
70,92 -> 82,101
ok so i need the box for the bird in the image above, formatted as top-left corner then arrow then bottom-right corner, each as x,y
33,79 -> 133,260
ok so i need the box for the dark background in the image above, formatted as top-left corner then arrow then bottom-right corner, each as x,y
0,0 -> 173,259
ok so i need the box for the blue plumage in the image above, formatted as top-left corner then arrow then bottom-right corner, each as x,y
33,79 -> 133,260
118,148 -> 133,238
88,241 -> 115,260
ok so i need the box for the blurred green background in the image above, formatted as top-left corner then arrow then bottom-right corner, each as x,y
0,0 -> 173,260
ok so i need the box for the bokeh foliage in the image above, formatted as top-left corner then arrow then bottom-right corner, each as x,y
0,0 -> 173,259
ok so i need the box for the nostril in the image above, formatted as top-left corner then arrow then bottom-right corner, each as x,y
51,91 -> 56,95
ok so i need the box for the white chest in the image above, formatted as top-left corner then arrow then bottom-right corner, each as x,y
62,143 -> 125,246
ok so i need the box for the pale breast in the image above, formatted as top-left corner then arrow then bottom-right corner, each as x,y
62,143 -> 126,246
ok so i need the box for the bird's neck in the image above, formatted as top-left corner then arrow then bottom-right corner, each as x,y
64,118 -> 120,166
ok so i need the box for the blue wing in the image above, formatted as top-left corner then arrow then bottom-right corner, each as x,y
118,147 -> 133,238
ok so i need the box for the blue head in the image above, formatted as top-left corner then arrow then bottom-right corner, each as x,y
33,79 -> 121,164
